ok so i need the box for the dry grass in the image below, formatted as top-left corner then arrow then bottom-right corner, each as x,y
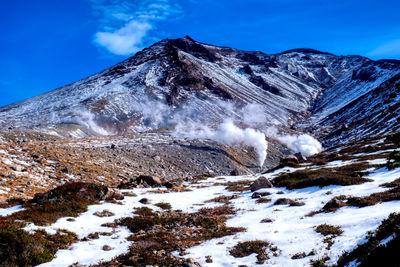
154,202 -> 172,210
346,187 -> 400,207
229,240 -> 274,264
224,180 -> 252,192
256,197 -> 271,204
205,195 -> 239,204
97,205 -> 244,266
273,163 -> 373,189
315,224 -> 343,236
315,224 -> 343,250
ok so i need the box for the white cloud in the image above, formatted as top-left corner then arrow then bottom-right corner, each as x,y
367,40 -> 400,58
91,0 -> 182,56
95,20 -> 152,55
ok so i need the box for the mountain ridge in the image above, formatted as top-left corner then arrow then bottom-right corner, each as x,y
0,36 -> 399,146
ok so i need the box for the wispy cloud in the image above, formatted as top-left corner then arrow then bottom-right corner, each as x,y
91,0 -> 182,56
367,39 -> 400,59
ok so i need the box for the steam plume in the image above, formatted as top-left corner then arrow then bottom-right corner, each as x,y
173,119 -> 268,166
277,134 -> 322,156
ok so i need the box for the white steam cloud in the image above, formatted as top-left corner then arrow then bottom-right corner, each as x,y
242,103 -> 267,127
54,109 -> 111,136
74,110 -> 111,136
277,134 -> 322,156
173,119 -> 268,166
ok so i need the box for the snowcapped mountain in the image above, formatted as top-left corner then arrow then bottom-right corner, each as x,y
0,36 -> 399,144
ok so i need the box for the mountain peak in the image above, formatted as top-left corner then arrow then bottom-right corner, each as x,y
278,48 -> 334,56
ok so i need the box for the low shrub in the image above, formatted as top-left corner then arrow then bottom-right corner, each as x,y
273,163 -> 373,189
0,226 -> 77,266
229,240 -> 272,264
315,224 -> 343,237
154,202 -> 172,210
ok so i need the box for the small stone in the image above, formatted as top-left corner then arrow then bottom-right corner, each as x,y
102,245 -> 113,251
260,218 -> 274,223
93,210 -> 115,217
251,191 -> 271,199
139,198 -> 151,204
274,198 -> 305,206
205,255 -> 213,263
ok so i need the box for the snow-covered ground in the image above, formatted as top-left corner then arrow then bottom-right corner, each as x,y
5,158 -> 395,267
0,204 -> 24,216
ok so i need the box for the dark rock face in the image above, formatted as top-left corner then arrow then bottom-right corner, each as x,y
239,65 -> 281,95
352,66 -> 377,82
250,176 -> 273,192
170,36 -> 219,63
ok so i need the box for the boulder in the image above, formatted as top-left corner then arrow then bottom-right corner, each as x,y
294,152 -> 307,162
139,198 -> 151,204
274,198 -> 305,206
322,197 -> 346,212
250,176 -> 273,192
164,181 -> 174,189
230,169 -> 240,176
117,178 -> 136,189
280,155 -> 299,166
104,188 -> 124,201
137,175 -> 162,186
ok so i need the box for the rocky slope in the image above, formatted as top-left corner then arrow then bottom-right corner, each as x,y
1,133 -> 399,266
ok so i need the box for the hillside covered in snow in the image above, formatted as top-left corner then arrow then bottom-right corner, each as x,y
1,133 -> 400,266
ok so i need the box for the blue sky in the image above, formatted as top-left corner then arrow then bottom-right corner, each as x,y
1,0 -> 400,107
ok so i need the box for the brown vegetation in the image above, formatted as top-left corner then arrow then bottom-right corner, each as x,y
96,205 -> 244,266
229,240 -> 275,264
273,163 -> 373,189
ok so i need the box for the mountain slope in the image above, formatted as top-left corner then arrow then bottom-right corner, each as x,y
0,36 -> 399,144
